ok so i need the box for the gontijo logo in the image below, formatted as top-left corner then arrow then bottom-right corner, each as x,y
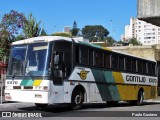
77,70 -> 89,80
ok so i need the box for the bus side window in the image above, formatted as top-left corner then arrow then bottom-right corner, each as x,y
152,63 -> 156,76
143,61 -> 147,74
132,59 -> 137,72
80,46 -> 89,65
148,62 -> 152,75
119,56 -> 125,70
137,60 -> 143,73
76,46 -> 79,64
125,57 -> 132,71
95,51 -> 104,67
89,50 -> 94,66
111,54 -> 118,69
104,53 -> 111,68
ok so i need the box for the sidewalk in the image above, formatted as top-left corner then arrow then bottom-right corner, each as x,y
151,96 -> 160,102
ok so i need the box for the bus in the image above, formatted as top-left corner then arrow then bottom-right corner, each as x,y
5,36 -> 158,109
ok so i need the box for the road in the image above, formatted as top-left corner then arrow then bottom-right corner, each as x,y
0,99 -> 160,120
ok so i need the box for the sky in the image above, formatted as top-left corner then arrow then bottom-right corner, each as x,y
0,0 -> 137,41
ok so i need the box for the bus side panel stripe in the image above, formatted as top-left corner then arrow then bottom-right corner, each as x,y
112,72 -> 124,84
91,69 -> 113,101
26,80 -> 34,86
20,79 -> 29,86
103,71 -> 121,101
33,80 -> 42,86
112,72 -> 126,100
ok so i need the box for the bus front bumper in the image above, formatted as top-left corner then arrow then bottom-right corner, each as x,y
5,90 -> 49,104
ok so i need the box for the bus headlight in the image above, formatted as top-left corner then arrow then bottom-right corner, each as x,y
5,86 -> 13,90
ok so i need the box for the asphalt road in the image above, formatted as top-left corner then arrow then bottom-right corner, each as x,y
0,99 -> 160,120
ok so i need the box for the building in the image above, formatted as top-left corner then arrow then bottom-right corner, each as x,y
122,17 -> 160,45
73,37 -> 89,43
63,26 -> 71,33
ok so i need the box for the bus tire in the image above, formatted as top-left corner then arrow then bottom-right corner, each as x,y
35,103 -> 48,109
136,90 -> 144,106
71,90 -> 84,110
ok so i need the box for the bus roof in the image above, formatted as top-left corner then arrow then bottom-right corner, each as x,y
12,36 -> 156,62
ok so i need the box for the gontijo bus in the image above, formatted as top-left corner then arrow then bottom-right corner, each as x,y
5,36 -> 158,109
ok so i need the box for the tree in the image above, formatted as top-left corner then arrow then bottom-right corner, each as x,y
129,38 -> 141,46
23,13 -> 41,38
16,34 -> 25,41
105,36 -> 116,46
0,29 -> 11,61
51,32 -> 71,37
0,10 -> 26,37
70,21 -> 80,36
82,25 -> 109,42
40,29 -> 48,36
0,10 -> 26,61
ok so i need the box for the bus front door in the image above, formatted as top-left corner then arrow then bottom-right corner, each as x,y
50,51 -> 65,103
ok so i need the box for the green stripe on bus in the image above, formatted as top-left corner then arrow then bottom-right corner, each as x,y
91,69 -> 113,101
26,80 -> 34,86
91,69 -> 121,101
103,71 -> 114,83
20,79 -> 29,86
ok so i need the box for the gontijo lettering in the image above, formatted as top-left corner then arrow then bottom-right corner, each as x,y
126,75 -> 146,83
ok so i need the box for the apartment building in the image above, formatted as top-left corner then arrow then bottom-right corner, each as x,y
122,17 -> 160,45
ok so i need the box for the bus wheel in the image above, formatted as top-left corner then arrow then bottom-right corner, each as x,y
35,103 -> 48,109
137,90 -> 144,106
71,90 -> 84,110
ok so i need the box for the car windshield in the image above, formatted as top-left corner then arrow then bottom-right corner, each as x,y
7,43 -> 51,76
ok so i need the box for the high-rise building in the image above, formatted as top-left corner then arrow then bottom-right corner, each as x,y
122,17 -> 160,45
64,26 -> 71,33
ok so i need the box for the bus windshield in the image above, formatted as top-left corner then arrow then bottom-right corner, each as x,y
7,43 -> 51,76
